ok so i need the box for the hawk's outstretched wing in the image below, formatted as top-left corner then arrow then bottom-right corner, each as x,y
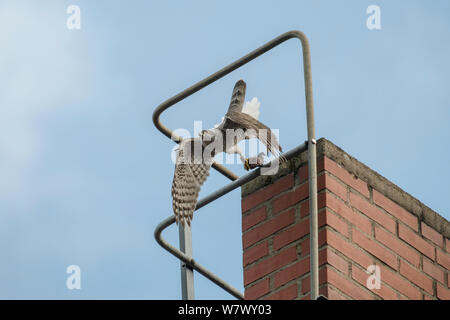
171,138 -> 211,226
225,110 -> 285,161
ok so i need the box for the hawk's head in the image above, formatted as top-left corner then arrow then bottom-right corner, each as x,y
199,129 -> 218,145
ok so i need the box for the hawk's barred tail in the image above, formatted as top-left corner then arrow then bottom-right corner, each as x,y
227,80 -> 246,113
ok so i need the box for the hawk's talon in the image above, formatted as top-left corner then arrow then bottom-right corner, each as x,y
244,154 -> 265,171
244,158 -> 251,171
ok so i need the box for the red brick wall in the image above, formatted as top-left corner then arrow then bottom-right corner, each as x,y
241,156 -> 450,300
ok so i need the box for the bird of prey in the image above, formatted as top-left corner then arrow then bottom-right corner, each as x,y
171,80 -> 284,225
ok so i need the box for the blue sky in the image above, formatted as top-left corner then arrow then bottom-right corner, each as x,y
0,0 -> 449,299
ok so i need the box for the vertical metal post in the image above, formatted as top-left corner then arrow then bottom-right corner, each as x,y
179,223 -> 195,299
300,35 -> 319,300
308,140 -> 319,299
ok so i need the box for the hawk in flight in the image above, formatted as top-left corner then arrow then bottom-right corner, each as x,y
171,80 -> 284,225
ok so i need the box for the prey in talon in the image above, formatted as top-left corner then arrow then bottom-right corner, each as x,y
244,152 -> 266,171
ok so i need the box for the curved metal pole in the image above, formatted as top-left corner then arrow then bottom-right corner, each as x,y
153,30 -> 318,300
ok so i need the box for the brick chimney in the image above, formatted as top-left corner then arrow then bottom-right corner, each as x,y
241,138 -> 449,300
